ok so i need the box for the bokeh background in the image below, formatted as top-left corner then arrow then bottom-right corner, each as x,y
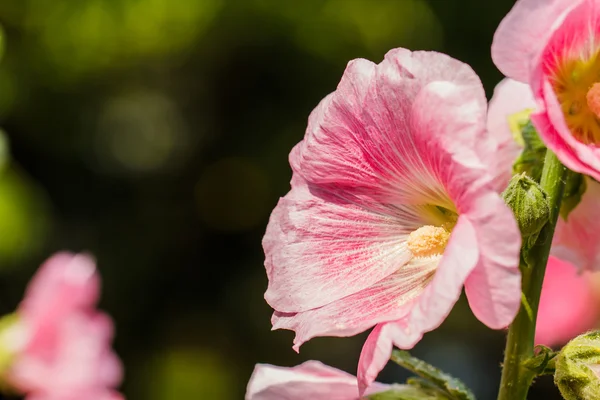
0,0 -> 574,399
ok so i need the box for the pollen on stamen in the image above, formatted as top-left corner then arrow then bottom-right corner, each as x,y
587,83 -> 600,118
406,225 -> 450,258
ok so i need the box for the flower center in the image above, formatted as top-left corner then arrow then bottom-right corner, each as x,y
587,83 -> 600,119
551,55 -> 600,145
406,225 -> 450,258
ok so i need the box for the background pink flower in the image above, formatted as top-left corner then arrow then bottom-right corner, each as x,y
263,48 -> 521,394
492,0 -> 600,180
0,252 -> 124,400
245,361 -> 391,400
536,256 -> 600,347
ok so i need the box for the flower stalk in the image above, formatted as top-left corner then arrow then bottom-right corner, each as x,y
498,150 -> 567,400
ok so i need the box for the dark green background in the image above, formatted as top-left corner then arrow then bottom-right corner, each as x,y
0,1 -> 565,399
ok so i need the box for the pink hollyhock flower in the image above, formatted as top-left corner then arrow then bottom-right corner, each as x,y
536,256 -> 600,347
246,361 -> 392,399
488,78 -> 600,345
492,0 -> 600,181
0,252 -> 124,400
488,78 -> 600,272
263,48 -> 522,394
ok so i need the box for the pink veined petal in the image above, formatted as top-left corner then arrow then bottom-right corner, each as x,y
357,324 -> 397,397
464,192 -> 522,329
536,256 -> 600,347
271,256 -> 436,350
408,80 -> 492,206
487,78 -> 536,191
358,215 -> 480,395
492,0 -> 583,82
264,175 -> 416,313
531,79 -> 600,180
292,48 -> 486,210
553,177 -> 600,271
245,361 -> 390,400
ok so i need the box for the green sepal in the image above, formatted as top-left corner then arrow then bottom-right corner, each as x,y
560,171 -> 587,221
390,350 -> 475,400
522,345 -> 558,376
512,121 -> 547,182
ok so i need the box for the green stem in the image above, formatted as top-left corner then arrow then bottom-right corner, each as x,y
497,151 -> 567,400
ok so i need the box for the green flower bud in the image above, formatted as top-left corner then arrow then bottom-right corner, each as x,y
502,173 -> 550,239
555,331 -> 600,400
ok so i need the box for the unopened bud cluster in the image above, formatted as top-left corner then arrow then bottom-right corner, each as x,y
555,331 -> 600,400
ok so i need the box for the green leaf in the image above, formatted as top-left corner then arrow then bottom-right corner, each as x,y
560,171 -> 586,220
367,385 -> 449,400
390,350 -> 476,400
512,121 -> 547,182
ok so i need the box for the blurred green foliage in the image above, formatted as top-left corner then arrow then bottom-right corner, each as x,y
0,0 -> 567,399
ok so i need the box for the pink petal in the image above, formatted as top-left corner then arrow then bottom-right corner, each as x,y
407,79 -> 494,203
526,2 -> 600,180
27,391 -> 124,400
358,215 -> 480,395
536,256 -> 600,346
531,79 -> 600,180
20,252 -> 100,323
7,252 -> 123,398
553,177 -> 600,271
246,361 -> 389,400
492,0 -> 582,82
272,256 -> 435,349
264,175 -> 414,313
464,192 -> 522,329
292,49 -> 486,209
9,312 -> 122,395
487,78 -> 536,190
411,82 -> 522,328
357,323 -> 398,396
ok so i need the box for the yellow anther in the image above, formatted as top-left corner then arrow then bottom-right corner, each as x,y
406,225 -> 450,258
587,83 -> 600,119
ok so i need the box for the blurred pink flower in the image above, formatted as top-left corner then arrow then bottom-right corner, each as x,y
0,252 -> 123,400
492,0 -> 600,181
263,48 -> 522,394
245,361 -> 391,399
489,78 -> 600,272
536,256 -> 600,347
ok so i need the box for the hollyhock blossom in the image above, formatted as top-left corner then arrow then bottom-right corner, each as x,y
492,0 -> 600,181
536,256 -> 600,347
0,252 -> 123,400
488,78 -> 600,272
488,79 -> 600,345
263,48 -> 521,394
245,361 -> 392,399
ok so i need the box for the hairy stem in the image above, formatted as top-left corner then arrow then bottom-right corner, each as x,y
497,151 -> 566,400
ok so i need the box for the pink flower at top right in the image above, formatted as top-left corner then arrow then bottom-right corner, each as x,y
493,0 -> 600,180
488,77 -> 600,346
